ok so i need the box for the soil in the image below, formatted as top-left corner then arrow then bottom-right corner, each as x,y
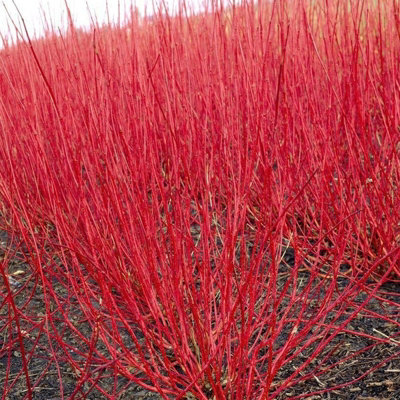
1,230 -> 399,399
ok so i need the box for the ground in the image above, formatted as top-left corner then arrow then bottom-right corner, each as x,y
1,230 -> 400,399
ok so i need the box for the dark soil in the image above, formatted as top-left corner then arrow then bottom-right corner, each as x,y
1,230 -> 400,399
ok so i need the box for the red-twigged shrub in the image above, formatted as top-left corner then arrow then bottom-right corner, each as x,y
0,0 -> 399,398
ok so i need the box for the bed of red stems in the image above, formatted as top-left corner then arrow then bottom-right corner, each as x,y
0,0 -> 399,399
